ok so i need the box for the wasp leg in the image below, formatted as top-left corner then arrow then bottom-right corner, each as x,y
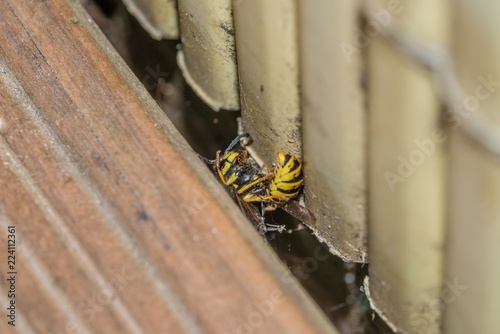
263,223 -> 286,233
256,201 -> 285,233
236,196 -> 267,235
198,153 -> 216,165
215,150 -> 223,179
237,172 -> 274,197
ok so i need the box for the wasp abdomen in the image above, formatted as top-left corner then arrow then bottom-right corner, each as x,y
268,152 -> 304,203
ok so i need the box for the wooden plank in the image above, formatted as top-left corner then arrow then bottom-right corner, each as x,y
444,1 -> 500,332
299,0 -> 367,263
366,0 -> 450,332
0,0 -> 337,333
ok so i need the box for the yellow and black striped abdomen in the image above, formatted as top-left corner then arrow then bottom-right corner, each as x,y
218,150 -> 241,186
268,152 -> 303,203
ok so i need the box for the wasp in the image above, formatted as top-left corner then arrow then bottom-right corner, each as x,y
240,151 -> 316,227
202,133 -> 315,234
243,151 -> 303,204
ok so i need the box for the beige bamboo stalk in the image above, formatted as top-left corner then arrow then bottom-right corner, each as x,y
122,0 -> 179,39
367,0 -> 450,332
233,0 -> 301,165
299,1 -> 367,262
443,1 -> 500,333
177,0 -> 240,111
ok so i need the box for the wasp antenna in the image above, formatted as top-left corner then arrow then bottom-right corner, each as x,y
198,153 -> 215,165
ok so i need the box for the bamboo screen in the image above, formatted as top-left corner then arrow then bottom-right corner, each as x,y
124,0 -> 500,333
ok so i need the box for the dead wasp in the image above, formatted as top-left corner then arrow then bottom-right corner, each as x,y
242,151 -> 316,226
202,133 -> 315,233
201,133 -> 276,233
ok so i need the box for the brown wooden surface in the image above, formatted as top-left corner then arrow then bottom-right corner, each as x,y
0,0 -> 337,333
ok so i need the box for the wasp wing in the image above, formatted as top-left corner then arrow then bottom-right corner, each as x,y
236,196 -> 267,234
279,201 -> 317,226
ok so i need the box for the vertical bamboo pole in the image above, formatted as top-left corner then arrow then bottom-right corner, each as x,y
367,0 -> 449,332
444,2 -> 500,333
177,0 -> 240,110
233,0 -> 301,165
122,0 -> 179,39
299,1 -> 367,262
